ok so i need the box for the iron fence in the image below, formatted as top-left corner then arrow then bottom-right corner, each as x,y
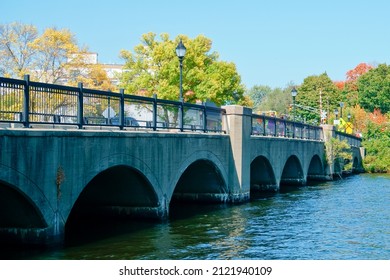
0,75 -> 363,145
251,114 -> 323,141
0,75 -> 225,133
335,130 -> 362,147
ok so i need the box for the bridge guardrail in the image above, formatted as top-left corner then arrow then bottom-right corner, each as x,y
251,114 -> 323,141
335,130 -> 362,147
0,76 -> 225,133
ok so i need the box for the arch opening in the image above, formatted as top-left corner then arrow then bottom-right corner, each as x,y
0,180 -> 46,229
172,159 -> 228,204
250,156 -> 277,194
280,155 -> 305,191
0,180 -> 47,247
67,165 -> 160,224
307,155 -> 325,182
65,165 -> 161,245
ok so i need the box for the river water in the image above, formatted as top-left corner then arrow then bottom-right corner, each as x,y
5,174 -> 390,260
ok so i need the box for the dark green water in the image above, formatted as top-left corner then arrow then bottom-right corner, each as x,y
6,174 -> 390,259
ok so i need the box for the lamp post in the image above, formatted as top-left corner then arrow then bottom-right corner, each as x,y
291,87 -> 297,122
175,39 -> 186,101
339,102 -> 344,119
334,108 -> 339,120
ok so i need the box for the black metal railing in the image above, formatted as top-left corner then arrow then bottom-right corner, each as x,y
335,130 -> 362,147
0,75 -> 225,133
0,75 -> 363,145
251,114 -> 323,141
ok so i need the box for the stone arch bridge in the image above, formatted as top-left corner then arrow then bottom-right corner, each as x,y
0,106 -> 363,245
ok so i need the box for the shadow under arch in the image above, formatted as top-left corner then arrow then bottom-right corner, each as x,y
172,159 -> 228,204
307,154 -> 326,182
0,180 -> 47,247
67,165 -> 160,223
250,155 -> 278,193
0,180 -> 47,229
280,155 -> 305,192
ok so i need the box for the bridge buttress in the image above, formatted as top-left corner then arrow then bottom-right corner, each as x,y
222,105 -> 252,202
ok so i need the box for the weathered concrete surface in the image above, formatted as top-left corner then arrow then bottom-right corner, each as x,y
0,105 -> 364,245
0,129 -> 233,244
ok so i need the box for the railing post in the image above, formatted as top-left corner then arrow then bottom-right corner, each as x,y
292,122 -> 295,138
153,94 -> 157,131
262,115 -> 266,136
23,75 -> 30,128
179,99 -> 184,132
203,103 -> 207,133
77,82 -> 84,129
119,89 -> 125,130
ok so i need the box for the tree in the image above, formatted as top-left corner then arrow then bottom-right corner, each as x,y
119,32 -> 245,106
67,62 -> 116,91
343,62 -> 373,107
325,138 -> 353,174
29,27 -> 83,84
245,85 -> 272,112
363,110 -> 390,173
346,62 -> 373,84
349,104 -> 368,133
296,73 -> 340,123
357,63 -> 390,113
0,22 -> 38,78
0,23 -> 100,87
256,87 -> 292,116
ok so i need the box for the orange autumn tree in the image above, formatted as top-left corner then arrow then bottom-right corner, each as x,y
333,80 -> 345,90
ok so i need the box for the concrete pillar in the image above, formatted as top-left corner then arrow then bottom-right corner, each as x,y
321,124 -> 335,143
321,124 -> 337,176
222,105 -> 252,202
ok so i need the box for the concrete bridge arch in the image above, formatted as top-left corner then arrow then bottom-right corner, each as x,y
65,153 -> 166,228
280,155 -> 306,188
0,164 -> 53,244
171,150 -> 230,203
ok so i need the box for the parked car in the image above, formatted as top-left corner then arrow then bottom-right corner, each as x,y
110,116 -> 139,126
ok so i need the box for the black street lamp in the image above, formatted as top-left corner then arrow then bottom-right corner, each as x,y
334,108 -> 339,120
291,87 -> 298,122
339,102 -> 344,119
175,39 -> 186,101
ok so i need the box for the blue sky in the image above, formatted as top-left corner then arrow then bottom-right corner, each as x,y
2,0 -> 390,89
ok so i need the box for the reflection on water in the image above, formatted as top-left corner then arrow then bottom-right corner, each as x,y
2,174 -> 390,260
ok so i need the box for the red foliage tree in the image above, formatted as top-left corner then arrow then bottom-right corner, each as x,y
346,63 -> 373,83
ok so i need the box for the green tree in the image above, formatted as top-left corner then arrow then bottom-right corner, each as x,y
245,85 -> 272,112
119,32 -> 245,106
297,73 -> 340,123
357,63 -> 390,113
257,87 -> 292,116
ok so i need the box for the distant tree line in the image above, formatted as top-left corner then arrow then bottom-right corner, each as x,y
0,22 -> 388,172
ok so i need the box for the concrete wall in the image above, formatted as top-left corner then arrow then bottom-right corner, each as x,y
0,129 -> 234,244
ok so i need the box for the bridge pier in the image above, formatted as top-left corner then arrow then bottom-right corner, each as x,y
222,105 -> 252,202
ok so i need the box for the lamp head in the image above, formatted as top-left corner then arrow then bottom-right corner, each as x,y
291,87 -> 298,97
175,39 -> 186,59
